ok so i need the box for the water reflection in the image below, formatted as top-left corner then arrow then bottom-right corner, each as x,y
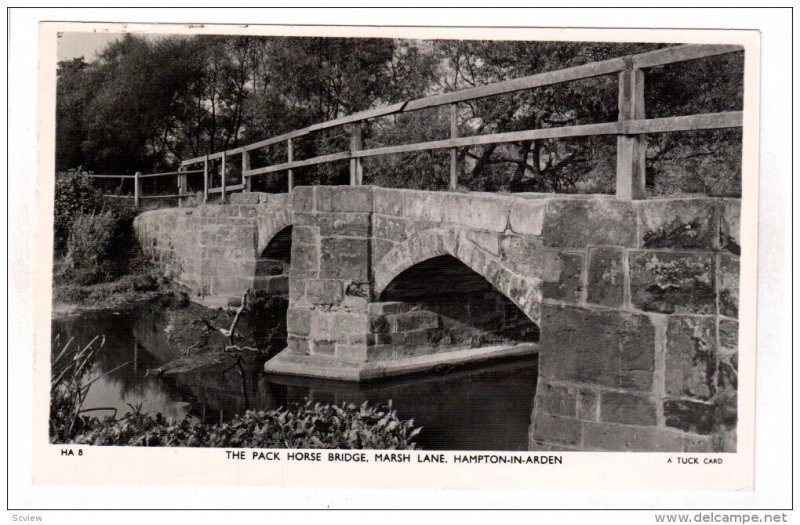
52,305 -> 537,450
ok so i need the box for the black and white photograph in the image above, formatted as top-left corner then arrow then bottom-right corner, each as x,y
46,27 -> 749,456
8,8 -> 788,507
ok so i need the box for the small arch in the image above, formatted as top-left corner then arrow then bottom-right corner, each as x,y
256,211 -> 292,256
256,225 -> 293,277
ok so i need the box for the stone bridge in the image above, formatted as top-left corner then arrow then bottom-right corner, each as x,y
134,186 -> 740,452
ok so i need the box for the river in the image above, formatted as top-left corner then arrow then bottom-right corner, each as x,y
52,304 -> 538,451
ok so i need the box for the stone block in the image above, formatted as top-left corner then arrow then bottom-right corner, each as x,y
293,211 -> 316,227
312,340 -> 335,356
318,213 -> 371,237
718,254 -> 739,318
290,242 -> 319,278
629,251 -> 716,314
306,279 -> 343,305
229,192 -> 260,204
577,390 -> 598,421
464,230 -> 501,255
509,199 -> 546,236
542,199 -> 636,248
682,435 -> 716,453
373,188 -> 404,217
718,321 -> 738,394
373,215 -> 408,241
719,319 -> 738,353
582,422 -> 683,452
599,392 -> 657,426
309,311 -> 336,340
369,314 -> 390,333
289,279 -> 305,302
368,301 -> 413,316
320,238 -> 369,281
532,412 -> 582,446
287,335 -> 310,355
316,186 -> 373,213
443,193 -> 509,233
334,312 -> 370,336
665,316 -> 717,401
587,247 -> 624,307
539,305 -> 655,391
663,399 -> 717,435
638,199 -> 717,249
292,187 -> 315,212
372,239 -> 396,266
720,199 -> 741,255
403,191 -> 445,223
535,383 -> 576,418
336,343 -> 368,363
287,227 -> 314,247
366,345 -> 396,362
541,252 -> 583,304
389,310 -> 439,332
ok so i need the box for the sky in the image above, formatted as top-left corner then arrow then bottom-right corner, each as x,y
56,32 -> 127,62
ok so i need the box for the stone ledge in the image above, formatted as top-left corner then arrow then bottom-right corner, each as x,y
264,342 -> 539,382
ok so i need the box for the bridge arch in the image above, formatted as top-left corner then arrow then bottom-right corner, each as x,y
256,212 -> 293,257
374,229 -> 542,325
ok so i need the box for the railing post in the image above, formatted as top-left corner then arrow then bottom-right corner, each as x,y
616,66 -> 647,200
221,151 -> 227,201
449,103 -> 458,190
242,150 -> 251,192
287,138 -> 294,193
134,171 -> 141,209
203,155 -> 209,203
177,166 -> 187,207
350,124 -> 363,185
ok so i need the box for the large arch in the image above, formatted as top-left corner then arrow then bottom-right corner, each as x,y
373,229 -> 543,324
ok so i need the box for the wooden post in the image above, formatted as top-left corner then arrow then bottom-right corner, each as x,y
449,103 -> 458,190
203,155 -> 209,203
221,151 -> 227,201
134,171 -> 141,209
350,124 -> 363,185
287,138 -> 294,193
242,150 -> 251,192
616,67 -> 647,200
177,166 -> 187,207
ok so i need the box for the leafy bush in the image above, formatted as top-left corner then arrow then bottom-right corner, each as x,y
54,168 -> 104,253
65,210 -> 117,281
72,401 -> 421,449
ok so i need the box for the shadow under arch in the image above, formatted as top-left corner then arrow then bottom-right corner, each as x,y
256,225 -> 293,279
374,229 -> 542,325
377,253 -> 540,349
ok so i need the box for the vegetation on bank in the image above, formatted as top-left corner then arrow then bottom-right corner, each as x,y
69,402 -> 420,449
50,336 -> 421,449
53,169 -> 178,317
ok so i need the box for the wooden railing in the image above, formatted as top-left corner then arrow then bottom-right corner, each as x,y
86,170 -> 204,208
93,44 -> 745,206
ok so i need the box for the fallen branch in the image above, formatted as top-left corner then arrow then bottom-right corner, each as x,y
219,289 -> 250,342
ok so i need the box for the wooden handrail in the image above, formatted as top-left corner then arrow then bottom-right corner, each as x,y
239,111 -> 741,176
94,43 -> 745,206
